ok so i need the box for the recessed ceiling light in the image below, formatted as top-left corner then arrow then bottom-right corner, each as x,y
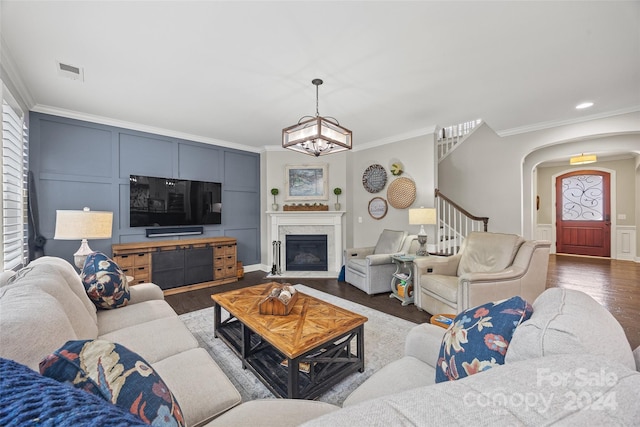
575,101 -> 594,110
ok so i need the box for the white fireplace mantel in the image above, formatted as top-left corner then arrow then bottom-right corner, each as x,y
267,211 -> 345,275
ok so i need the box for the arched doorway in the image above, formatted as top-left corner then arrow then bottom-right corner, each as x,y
555,170 -> 611,257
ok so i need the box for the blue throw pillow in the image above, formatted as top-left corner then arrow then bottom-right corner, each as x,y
435,296 -> 533,383
0,357 -> 148,426
40,340 -> 184,426
81,252 -> 130,309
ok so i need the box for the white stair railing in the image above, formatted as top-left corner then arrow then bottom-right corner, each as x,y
435,189 -> 488,256
436,118 -> 482,161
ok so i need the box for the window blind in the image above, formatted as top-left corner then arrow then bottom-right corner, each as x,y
2,99 -> 29,271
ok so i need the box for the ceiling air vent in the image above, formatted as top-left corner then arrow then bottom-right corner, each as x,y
57,61 -> 84,81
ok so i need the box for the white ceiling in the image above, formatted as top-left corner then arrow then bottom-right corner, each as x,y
1,1 -> 639,152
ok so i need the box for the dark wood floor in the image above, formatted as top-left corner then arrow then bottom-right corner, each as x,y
545,254 -> 639,350
165,254 -> 640,350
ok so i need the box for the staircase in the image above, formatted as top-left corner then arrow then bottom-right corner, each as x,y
436,118 -> 482,161
438,112 -> 495,240
433,119 -> 487,255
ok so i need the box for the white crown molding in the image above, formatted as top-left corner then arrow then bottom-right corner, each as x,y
31,104 -> 262,153
497,106 -> 640,137
1,37 -> 35,109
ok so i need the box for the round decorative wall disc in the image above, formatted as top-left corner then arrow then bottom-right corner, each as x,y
362,164 -> 387,193
387,177 -> 416,209
368,197 -> 388,220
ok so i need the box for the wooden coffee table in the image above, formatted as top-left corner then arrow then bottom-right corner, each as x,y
211,282 -> 368,399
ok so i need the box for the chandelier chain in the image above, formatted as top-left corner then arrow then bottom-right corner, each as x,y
312,78 -> 323,117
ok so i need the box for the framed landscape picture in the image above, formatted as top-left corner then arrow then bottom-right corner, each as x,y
285,164 -> 328,201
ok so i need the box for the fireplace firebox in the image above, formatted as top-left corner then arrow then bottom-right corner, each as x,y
285,235 -> 328,271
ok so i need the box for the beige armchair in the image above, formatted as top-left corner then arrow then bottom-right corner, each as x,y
413,232 -> 551,315
345,230 -> 418,295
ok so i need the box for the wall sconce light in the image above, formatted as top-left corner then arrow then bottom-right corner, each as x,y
569,153 -> 597,165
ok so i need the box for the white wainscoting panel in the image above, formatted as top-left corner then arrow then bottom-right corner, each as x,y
615,226 -> 636,261
536,224 -> 554,254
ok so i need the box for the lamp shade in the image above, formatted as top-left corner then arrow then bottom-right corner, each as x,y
54,208 -> 113,240
569,154 -> 597,165
409,208 -> 437,225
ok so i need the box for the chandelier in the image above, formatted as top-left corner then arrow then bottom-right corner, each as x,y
282,79 -> 352,157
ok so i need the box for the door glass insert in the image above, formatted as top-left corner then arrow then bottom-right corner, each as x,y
561,174 -> 603,221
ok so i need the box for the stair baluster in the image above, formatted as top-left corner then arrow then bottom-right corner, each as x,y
436,118 -> 482,161
434,189 -> 489,256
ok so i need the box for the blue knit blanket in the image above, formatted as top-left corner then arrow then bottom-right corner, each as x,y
0,357 -> 147,426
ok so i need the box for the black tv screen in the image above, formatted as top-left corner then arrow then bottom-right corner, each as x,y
129,175 -> 222,227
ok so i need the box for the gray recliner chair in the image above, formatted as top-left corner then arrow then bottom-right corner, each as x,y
344,230 -> 418,295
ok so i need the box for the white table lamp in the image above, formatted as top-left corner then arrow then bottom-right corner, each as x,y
54,207 -> 113,269
409,207 -> 437,256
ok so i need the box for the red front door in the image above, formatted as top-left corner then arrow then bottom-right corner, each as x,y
556,170 -> 611,257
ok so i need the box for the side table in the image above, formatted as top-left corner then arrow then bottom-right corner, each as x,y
389,255 -> 417,306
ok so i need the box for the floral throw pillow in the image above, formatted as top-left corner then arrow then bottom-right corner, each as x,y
435,296 -> 533,383
40,339 -> 184,426
81,252 -> 130,309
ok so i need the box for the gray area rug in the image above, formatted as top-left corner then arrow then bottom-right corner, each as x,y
178,284 -> 418,406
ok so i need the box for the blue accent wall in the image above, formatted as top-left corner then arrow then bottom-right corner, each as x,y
29,112 -> 261,266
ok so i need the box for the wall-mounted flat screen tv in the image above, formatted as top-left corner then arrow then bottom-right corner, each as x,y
129,175 -> 222,227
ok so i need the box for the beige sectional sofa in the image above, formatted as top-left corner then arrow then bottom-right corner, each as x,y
212,287 -> 640,426
0,256 -> 241,427
2,256 -> 640,426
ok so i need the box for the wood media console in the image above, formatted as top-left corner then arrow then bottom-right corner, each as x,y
112,237 -> 237,295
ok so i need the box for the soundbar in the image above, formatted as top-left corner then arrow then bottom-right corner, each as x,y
146,226 -> 204,238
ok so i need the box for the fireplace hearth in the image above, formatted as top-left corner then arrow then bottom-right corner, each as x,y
267,211 -> 344,276
285,235 -> 328,271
